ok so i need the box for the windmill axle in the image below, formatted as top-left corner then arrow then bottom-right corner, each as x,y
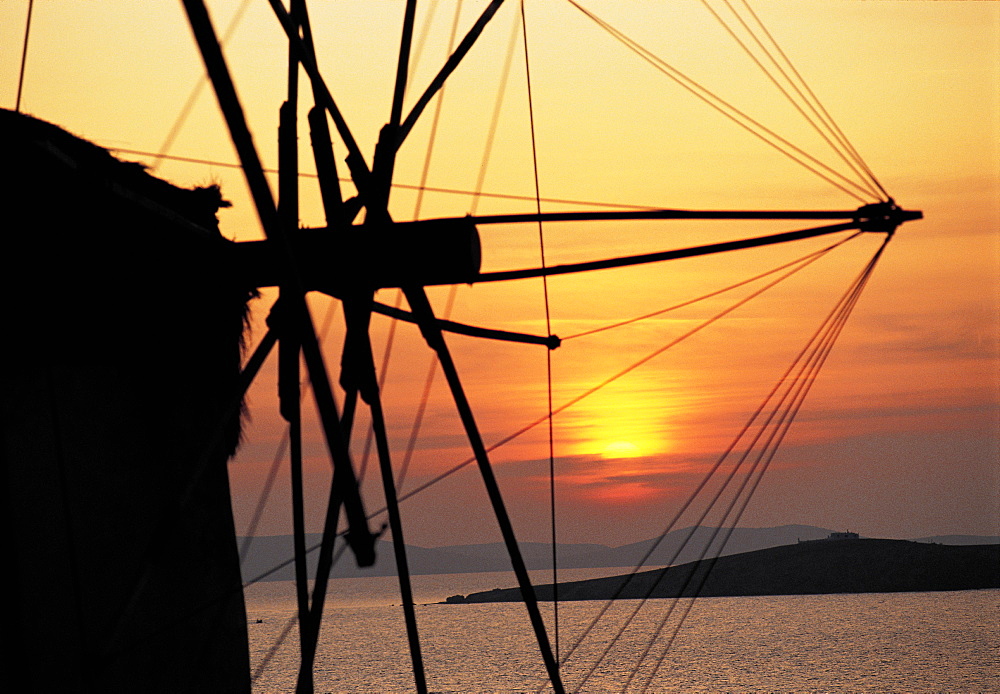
234,217 -> 481,293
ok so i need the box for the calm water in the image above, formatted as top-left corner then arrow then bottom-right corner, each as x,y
244,571 -> 998,693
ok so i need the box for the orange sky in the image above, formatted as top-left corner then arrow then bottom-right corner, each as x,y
3,1 -> 997,547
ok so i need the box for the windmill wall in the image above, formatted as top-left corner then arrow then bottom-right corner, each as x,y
0,109 -> 253,692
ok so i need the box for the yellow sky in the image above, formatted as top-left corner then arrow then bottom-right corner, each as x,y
3,1 -> 997,546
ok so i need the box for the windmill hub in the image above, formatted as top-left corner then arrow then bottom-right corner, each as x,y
855,200 -> 922,234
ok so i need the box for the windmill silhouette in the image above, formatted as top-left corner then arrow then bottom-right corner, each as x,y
2,1 -> 921,692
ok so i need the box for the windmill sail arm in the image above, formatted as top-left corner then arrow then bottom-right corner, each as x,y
467,209 -> 857,224
367,299 -> 560,349
460,202 -> 921,226
472,203 -> 918,283
474,221 -> 863,283
398,0 -> 506,147
264,0 -> 370,185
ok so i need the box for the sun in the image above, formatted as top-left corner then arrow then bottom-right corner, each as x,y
600,440 -> 643,459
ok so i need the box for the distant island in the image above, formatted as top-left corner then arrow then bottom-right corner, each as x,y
444,538 -> 1000,603
240,524 -> 841,581
237,525 -> 1000,583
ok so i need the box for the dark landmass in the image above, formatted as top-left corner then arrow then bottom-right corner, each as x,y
445,539 -> 1000,603
913,534 -> 1000,545
237,526 -> 1000,582
238,525 -> 837,581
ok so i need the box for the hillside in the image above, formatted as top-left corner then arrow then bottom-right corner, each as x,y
237,524 -> 839,581
237,527 -> 1000,582
446,539 -> 1000,603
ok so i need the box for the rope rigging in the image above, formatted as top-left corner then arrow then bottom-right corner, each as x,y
554,235 -> 892,693
633,237 -> 890,693
14,0 -> 33,113
562,233 -> 859,340
107,146 -> 664,212
150,0 -> 254,173
725,0 -> 889,200
531,238 -> 863,687
520,0 -> 562,665
696,0 -> 886,200
563,0 -> 881,204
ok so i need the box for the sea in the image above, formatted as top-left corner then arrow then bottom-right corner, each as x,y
243,568 -> 998,693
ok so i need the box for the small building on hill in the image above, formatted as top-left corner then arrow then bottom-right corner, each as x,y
799,530 -> 860,543
827,531 -> 860,541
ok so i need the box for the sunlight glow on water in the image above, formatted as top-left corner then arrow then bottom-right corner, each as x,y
244,574 -> 998,693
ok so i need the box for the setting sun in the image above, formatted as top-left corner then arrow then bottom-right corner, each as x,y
601,440 -> 642,459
